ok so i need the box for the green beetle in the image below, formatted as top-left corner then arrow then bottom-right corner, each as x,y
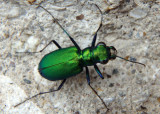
15,4 -> 145,110
39,44 -> 117,81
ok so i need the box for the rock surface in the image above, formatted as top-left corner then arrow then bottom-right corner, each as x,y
0,0 -> 160,114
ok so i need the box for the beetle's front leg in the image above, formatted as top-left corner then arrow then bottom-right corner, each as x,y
94,65 -> 104,79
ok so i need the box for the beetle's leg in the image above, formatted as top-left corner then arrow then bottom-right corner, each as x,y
86,67 -> 91,84
38,40 -> 61,53
37,6 -> 81,52
16,40 -> 61,53
14,79 -> 66,107
91,4 -> 103,48
85,67 -> 109,111
94,65 -> 104,79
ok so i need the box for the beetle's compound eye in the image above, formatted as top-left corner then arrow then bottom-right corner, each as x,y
109,46 -> 117,60
97,42 -> 106,47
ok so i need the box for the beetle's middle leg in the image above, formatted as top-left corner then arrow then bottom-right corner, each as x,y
14,79 -> 66,107
85,67 -> 109,111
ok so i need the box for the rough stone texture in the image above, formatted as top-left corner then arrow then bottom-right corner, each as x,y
0,0 -> 160,114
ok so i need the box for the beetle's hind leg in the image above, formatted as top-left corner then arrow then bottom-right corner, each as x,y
14,79 -> 66,107
85,67 -> 109,111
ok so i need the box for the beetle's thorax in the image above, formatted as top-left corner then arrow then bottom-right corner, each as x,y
80,45 -> 110,67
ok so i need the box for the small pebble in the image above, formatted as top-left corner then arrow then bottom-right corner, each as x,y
23,79 -> 31,84
6,7 -> 20,19
109,83 -> 114,87
27,0 -> 36,4
119,91 -> 126,97
129,8 -> 147,19
27,36 -> 39,49
76,14 -> 84,20
104,97 -> 115,104
112,69 -> 119,75
128,31 -> 133,38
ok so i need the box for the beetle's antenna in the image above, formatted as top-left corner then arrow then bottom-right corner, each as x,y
116,55 -> 145,66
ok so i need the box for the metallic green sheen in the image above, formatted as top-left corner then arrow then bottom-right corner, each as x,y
38,45 -> 110,81
81,45 -> 109,66
38,47 -> 82,81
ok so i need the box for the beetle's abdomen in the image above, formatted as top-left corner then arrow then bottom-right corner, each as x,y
38,47 -> 83,81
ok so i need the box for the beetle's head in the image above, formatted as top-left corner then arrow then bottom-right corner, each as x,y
96,42 -> 145,66
107,46 -> 117,60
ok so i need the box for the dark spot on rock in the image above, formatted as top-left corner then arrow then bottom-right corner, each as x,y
132,69 -> 136,74
119,91 -> 126,97
125,0 -> 130,2
94,76 -> 97,79
141,105 -> 147,110
96,109 -> 100,113
141,111 -> 147,114
0,66 -> 2,71
112,69 -> 119,75
74,111 -> 80,114
107,74 -> 111,78
23,79 -> 31,84
76,14 -> 84,20
109,83 -> 114,87
121,110 -> 126,113
28,0 -> 36,5
116,83 -> 120,86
